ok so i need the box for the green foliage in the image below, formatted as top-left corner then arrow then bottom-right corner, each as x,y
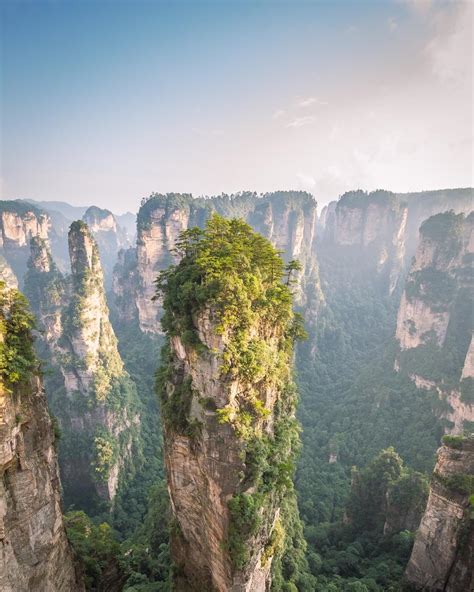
0,200 -> 44,217
155,214 -> 301,439
294,237 -> 443,589
433,471 -> 474,496
338,190 -> 404,213
419,210 -> 464,244
405,267 -> 457,310
92,431 -> 118,482
65,511 -> 124,590
227,493 -> 264,569
346,448 -> 404,534
442,434 -> 465,449
122,483 -> 172,591
155,213 -> 311,582
460,377 -> 474,405
0,281 -> 37,386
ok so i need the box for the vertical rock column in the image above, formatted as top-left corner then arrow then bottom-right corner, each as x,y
405,435 -> 474,592
25,223 -> 140,511
0,281 -> 83,592
157,215 -> 305,591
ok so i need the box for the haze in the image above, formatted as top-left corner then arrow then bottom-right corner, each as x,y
1,0 -> 472,213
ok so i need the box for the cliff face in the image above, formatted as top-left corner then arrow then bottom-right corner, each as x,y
345,448 -> 428,538
0,255 -> 18,290
82,206 -> 131,286
321,190 -> 407,292
24,223 -> 140,510
0,282 -> 83,592
395,212 -> 474,434
0,202 -> 50,286
405,436 -> 474,592
115,191 -> 322,334
158,215 -> 306,591
402,188 -> 474,260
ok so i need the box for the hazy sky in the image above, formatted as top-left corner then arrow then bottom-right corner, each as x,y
1,0 -> 472,213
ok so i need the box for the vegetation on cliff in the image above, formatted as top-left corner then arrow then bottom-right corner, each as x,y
0,280 -> 37,385
156,213 -> 313,589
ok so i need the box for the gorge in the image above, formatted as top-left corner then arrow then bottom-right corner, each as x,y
0,187 -> 472,591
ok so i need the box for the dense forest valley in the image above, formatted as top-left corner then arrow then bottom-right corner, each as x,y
0,188 -> 473,592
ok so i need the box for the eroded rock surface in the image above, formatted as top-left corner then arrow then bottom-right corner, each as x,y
0,283 -> 83,592
405,436 -> 474,592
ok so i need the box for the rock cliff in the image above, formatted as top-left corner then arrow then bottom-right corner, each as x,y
82,206 -> 131,286
157,215 -> 308,591
318,188 -> 473,290
402,188 -> 474,259
0,255 -> 18,290
0,201 -> 50,287
320,190 -> 407,292
114,191 -> 322,334
24,223 -> 140,512
0,281 -> 83,591
405,435 -> 474,591
395,211 -> 474,434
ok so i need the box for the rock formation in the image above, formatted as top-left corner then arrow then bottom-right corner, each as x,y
395,211 -> 474,434
0,255 -> 18,290
0,281 -> 83,592
0,201 -> 50,287
344,448 -> 428,538
320,190 -> 407,292
114,191 -> 322,334
318,188 -> 473,289
24,224 -> 140,511
82,206 -> 131,286
402,188 -> 474,259
405,435 -> 474,591
157,214 -> 307,591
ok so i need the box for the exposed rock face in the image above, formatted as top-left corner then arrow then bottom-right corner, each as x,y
318,200 -> 337,237
395,212 -> 474,434
402,188 -> 474,259
111,247 -> 140,323
318,189 -> 473,292
24,223 -> 140,510
164,321 -> 271,592
0,202 -> 50,286
405,436 -> 474,592
0,282 -> 83,592
135,199 -> 189,333
321,190 -> 408,292
115,191 -> 322,334
0,255 -> 18,289
82,206 -> 131,286
158,216 -> 305,591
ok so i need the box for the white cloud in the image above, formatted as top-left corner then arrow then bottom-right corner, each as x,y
286,115 -> 317,128
297,97 -> 328,108
398,0 -> 433,15
423,2 -> 472,83
272,109 -> 285,119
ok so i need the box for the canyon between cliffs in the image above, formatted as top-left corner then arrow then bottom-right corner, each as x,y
0,187 -> 472,591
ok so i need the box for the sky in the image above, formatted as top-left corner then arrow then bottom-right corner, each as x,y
1,0 -> 472,213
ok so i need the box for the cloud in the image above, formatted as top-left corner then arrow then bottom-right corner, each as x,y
286,115 -> 317,128
272,109 -> 285,119
423,1 -> 472,83
297,97 -> 328,108
398,0 -> 433,15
